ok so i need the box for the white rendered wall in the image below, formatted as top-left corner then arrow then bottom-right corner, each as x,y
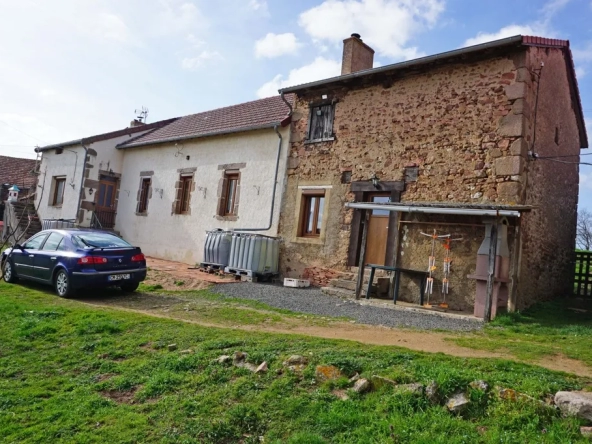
116,127 -> 289,264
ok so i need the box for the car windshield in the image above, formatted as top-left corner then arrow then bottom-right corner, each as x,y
71,232 -> 132,249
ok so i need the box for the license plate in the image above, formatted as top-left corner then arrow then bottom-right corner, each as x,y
108,274 -> 131,281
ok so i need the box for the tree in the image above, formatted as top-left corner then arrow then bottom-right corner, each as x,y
577,209 -> 592,251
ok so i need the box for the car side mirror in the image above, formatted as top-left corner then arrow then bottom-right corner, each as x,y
14,244 -> 23,250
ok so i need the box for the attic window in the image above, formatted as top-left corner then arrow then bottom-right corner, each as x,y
306,104 -> 335,143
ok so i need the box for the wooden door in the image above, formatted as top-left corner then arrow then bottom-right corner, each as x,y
95,177 -> 117,228
365,194 -> 390,265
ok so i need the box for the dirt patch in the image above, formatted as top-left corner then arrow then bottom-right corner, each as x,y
96,373 -> 116,383
77,301 -> 592,378
101,386 -> 140,404
145,257 -> 237,292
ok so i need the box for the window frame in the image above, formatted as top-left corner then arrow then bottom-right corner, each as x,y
52,177 -> 66,206
306,103 -> 335,143
138,177 -> 151,214
222,172 -> 240,216
179,175 -> 192,215
298,190 -> 326,238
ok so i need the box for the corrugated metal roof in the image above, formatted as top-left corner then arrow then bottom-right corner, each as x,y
118,95 -> 294,149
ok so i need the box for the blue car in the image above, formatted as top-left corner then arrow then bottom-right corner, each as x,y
1,229 -> 147,297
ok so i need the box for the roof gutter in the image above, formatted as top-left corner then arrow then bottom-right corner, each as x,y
345,202 -> 522,218
279,35 -> 524,94
116,123 -> 280,149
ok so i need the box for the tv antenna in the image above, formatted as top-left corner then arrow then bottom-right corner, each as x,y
134,106 -> 149,123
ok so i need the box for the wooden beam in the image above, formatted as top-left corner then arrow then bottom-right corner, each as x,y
484,223 -> 498,322
508,225 -> 521,312
351,181 -> 405,192
355,210 -> 370,300
388,211 -> 401,301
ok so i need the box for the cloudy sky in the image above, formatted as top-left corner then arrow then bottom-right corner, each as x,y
1,0 -> 591,205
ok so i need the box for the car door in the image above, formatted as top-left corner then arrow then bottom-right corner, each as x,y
14,233 -> 48,278
34,232 -> 65,281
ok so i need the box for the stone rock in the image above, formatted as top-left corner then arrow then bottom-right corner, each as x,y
216,355 -> 231,364
555,391 -> 592,422
370,375 -> 397,389
395,383 -> 424,395
349,373 -> 360,383
581,426 -> 592,437
353,378 -> 371,393
167,344 -> 178,352
497,182 -> 521,202
446,392 -> 470,413
498,114 -> 524,137
504,82 -> 526,101
179,349 -> 193,355
495,156 -> 523,176
509,138 -> 528,157
255,362 -> 268,374
332,389 -> 350,401
315,365 -> 343,382
425,381 -> 439,404
470,380 -> 489,391
285,355 -> 308,366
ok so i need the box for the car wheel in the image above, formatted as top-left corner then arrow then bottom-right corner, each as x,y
54,270 -> 74,298
120,282 -> 140,293
2,259 -> 18,283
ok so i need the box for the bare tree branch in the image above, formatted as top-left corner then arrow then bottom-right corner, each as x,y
577,209 -> 592,251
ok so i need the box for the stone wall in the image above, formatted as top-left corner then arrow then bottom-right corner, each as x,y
514,46 -> 582,308
278,45 -> 582,311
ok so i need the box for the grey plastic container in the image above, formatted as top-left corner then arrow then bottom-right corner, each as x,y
227,233 -> 279,274
203,229 -> 232,266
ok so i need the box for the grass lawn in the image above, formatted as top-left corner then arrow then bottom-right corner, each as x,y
1,281 -> 591,443
452,301 -> 592,366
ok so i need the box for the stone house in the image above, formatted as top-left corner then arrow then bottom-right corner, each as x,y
34,95 -> 293,265
277,34 -> 587,314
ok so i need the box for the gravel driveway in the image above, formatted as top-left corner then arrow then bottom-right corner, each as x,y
212,283 -> 482,332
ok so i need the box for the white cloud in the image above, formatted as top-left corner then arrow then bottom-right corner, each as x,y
97,13 -> 132,43
257,57 -> 341,97
181,50 -> 223,70
255,33 -> 301,58
463,24 -> 542,47
249,0 -> 268,11
463,0 -> 568,47
298,0 -> 445,60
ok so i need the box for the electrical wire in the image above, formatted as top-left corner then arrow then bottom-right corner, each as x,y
534,157 -> 592,166
0,120 -> 47,144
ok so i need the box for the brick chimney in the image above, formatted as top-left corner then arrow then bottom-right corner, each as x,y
130,119 -> 145,128
341,33 -> 375,75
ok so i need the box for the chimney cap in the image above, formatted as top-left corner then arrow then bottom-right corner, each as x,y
351,33 -> 361,39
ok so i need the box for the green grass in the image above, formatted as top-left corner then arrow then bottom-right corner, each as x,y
0,282 -> 590,443
452,300 -> 592,365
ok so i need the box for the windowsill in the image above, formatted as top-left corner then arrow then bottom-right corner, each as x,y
216,215 -> 238,222
293,236 -> 324,245
135,212 -> 148,217
304,137 -> 335,145
50,204 -> 63,208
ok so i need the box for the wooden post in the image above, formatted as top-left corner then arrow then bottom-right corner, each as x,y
388,211 -> 401,301
484,223 -> 498,322
508,225 -> 521,312
355,210 -> 369,300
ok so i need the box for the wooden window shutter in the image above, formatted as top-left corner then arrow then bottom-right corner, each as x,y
217,177 -> 228,216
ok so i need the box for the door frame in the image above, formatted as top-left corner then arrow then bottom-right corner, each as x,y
347,180 -> 404,267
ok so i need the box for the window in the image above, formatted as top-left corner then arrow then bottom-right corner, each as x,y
177,175 -> 192,214
52,177 -> 66,206
72,232 -> 132,249
23,234 -> 48,250
299,190 -> 325,237
41,233 -> 64,251
138,178 -> 151,214
307,104 -> 334,142
223,172 -> 239,216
